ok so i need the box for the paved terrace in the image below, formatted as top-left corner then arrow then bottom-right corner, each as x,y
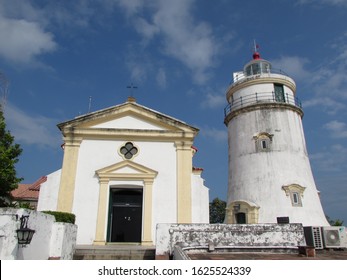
188,250 -> 347,260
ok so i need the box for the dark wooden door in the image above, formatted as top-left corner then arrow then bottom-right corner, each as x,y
235,212 -> 246,224
108,189 -> 143,243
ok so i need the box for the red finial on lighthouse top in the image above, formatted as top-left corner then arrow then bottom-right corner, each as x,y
253,40 -> 261,60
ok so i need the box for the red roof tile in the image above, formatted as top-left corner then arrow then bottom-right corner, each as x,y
11,176 -> 47,200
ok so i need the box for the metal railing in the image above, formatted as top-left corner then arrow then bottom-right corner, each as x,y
232,68 -> 291,84
224,91 -> 302,117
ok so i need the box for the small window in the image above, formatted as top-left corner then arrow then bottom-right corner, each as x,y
282,184 -> 305,207
119,142 -> 138,160
290,191 -> 302,207
292,192 -> 299,205
253,132 -> 273,152
261,139 -> 267,149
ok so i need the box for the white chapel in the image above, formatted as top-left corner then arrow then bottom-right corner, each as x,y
37,97 -> 209,246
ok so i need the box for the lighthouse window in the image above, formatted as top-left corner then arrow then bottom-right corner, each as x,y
261,140 -> 267,149
253,132 -> 273,152
282,184 -> 305,207
292,192 -> 300,205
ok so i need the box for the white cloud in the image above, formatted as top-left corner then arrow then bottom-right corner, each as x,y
324,120 -> 347,138
4,103 -> 60,149
0,0 -> 46,25
285,35 -> 347,114
134,17 -> 160,42
116,0 -> 220,85
156,68 -> 167,89
302,97 -> 346,114
200,126 -> 228,142
112,0 -> 144,17
271,56 -> 311,82
153,0 -> 218,84
201,93 -> 226,109
297,0 -> 347,6
0,1 -> 57,65
310,144 -> 347,172
125,50 -> 154,83
0,16 -> 56,64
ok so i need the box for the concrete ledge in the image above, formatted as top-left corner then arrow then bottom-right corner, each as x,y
156,223 -> 306,257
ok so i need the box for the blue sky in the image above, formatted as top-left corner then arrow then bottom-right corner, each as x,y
1,0 -> 346,224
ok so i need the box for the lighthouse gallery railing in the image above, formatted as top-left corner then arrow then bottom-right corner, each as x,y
224,91 -> 302,117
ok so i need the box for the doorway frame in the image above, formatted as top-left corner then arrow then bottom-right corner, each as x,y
225,201 -> 260,224
93,161 -> 157,246
274,83 -> 285,103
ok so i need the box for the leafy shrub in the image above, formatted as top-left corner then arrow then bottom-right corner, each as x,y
42,211 -> 75,224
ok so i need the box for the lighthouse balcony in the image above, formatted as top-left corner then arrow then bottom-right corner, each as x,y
231,68 -> 295,87
224,91 -> 302,117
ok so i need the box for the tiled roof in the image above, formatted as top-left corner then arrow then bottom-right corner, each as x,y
11,176 -> 47,200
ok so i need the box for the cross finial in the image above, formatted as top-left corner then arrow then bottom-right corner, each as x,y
126,83 -> 138,102
127,83 -> 138,97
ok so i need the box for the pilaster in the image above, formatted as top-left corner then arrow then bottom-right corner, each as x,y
93,178 -> 109,245
142,178 -> 154,246
175,141 -> 193,223
57,137 -> 82,213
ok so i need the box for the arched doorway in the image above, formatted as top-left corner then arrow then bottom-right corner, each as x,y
225,200 -> 260,224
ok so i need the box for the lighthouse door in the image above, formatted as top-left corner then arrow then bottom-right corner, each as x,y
235,212 -> 246,224
274,84 -> 285,103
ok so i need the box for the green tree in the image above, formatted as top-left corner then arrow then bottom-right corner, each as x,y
0,105 -> 23,206
326,216 -> 344,226
209,197 -> 226,223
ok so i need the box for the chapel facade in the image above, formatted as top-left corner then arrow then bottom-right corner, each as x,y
37,97 -> 209,245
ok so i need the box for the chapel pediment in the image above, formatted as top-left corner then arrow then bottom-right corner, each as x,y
95,160 -> 158,181
57,99 -> 198,134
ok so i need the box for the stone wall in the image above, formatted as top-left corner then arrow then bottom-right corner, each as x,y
0,208 -> 77,260
156,223 -> 306,258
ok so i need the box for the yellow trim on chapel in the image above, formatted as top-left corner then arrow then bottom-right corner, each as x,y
94,161 -> 158,246
175,141 -> 193,223
56,137 -> 82,213
56,100 -> 199,245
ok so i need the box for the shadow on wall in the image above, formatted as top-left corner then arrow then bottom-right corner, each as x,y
0,208 -> 77,260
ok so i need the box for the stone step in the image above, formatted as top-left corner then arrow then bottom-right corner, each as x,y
73,245 -> 156,260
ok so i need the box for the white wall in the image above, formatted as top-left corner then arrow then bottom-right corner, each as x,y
72,139 -> 178,244
37,169 -> 61,211
91,115 -> 165,130
0,208 -> 77,260
227,108 -> 329,226
191,173 -> 209,223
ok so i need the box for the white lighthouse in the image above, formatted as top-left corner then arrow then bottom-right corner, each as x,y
224,47 -> 329,227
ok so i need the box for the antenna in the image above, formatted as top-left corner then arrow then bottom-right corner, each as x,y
0,71 -> 9,111
253,39 -> 259,53
252,40 -> 261,60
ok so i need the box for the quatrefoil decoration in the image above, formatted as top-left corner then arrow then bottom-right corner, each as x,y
120,142 -> 138,160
